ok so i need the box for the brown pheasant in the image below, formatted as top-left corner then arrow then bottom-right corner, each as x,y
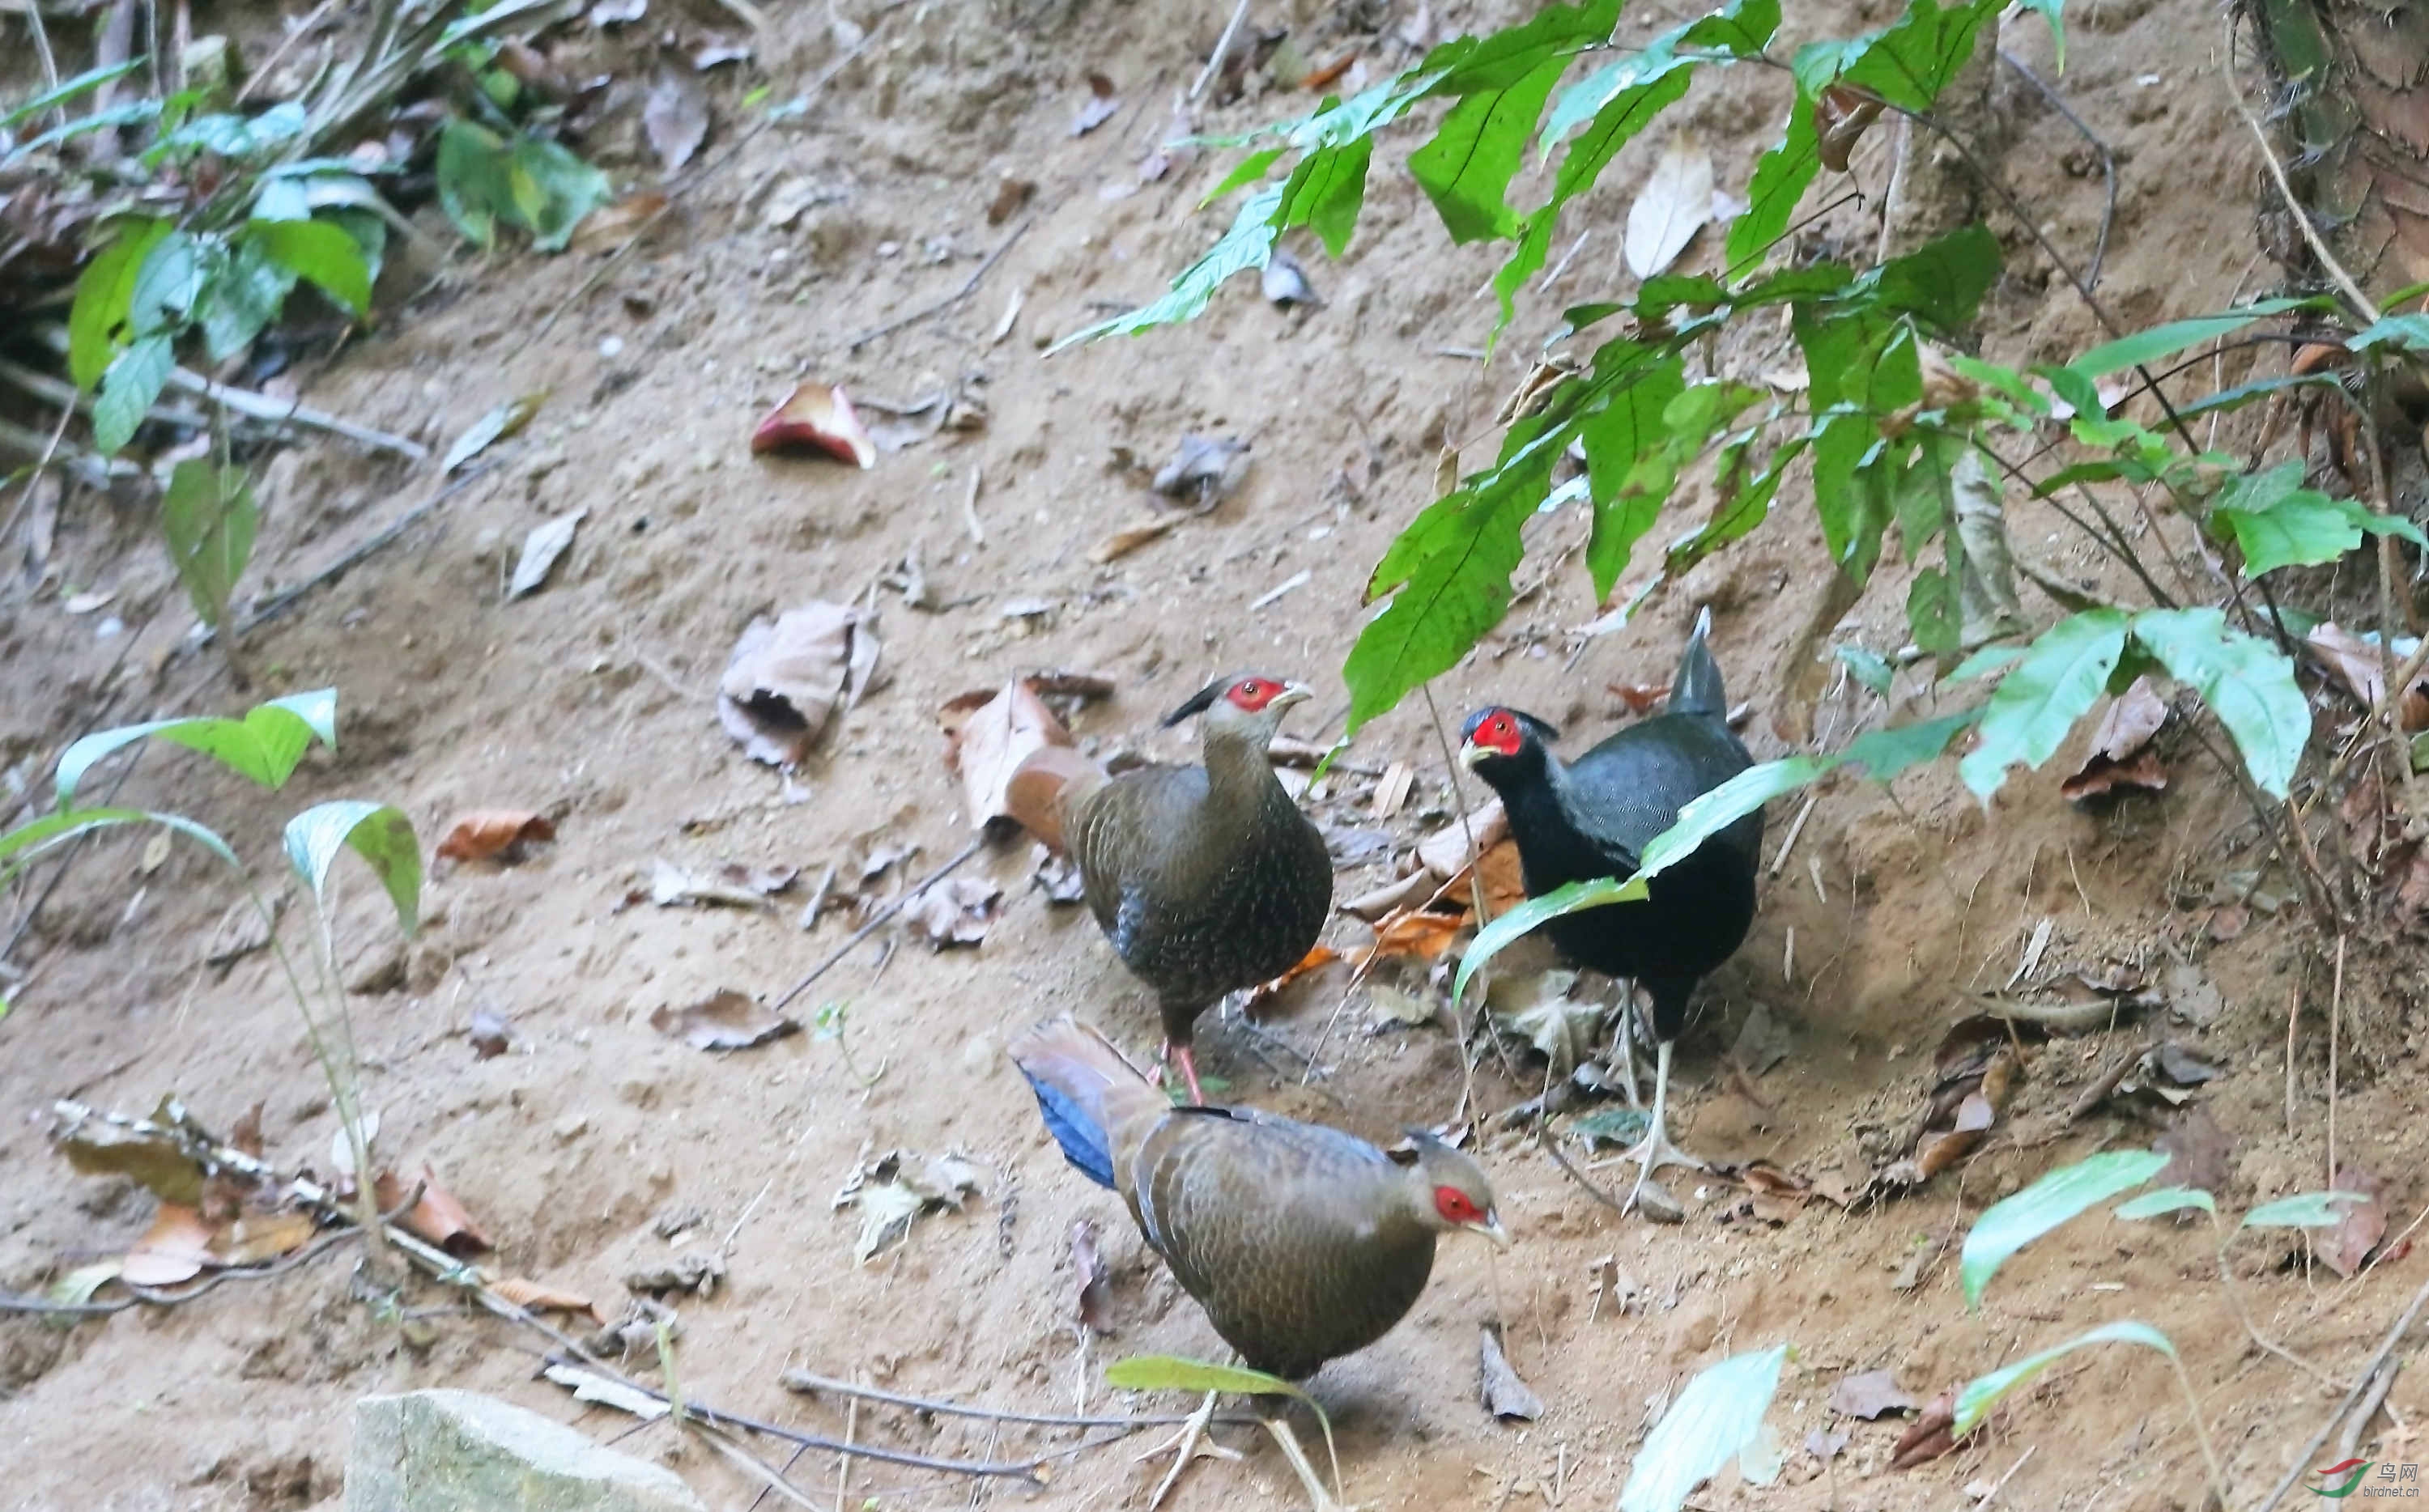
1011,673 -> 1332,1102
1010,1015 -> 1506,1508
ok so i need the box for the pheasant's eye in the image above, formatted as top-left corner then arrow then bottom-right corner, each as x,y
1434,1186 -> 1480,1225
1230,679 -> 1269,709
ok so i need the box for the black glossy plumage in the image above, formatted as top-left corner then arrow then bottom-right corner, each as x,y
1461,614 -> 1761,1042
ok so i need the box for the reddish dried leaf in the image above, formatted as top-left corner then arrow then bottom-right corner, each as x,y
2308,622 -> 2429,729
1815,84 -> 1887,172
902,877 -> 1002,948
2321,1169 -> 2387,1279
1243,945 -> 1340,1013
943,678 -> 1086,837
649,990 -> 801,1051
1301,53 -> 1356,89
212,1208 -> 318,1266
436,809 -> 557,862
1607,681 -> 1665,715
493,1276 -> 610,1325
2062,677 -> 2172,801
121,1204 -> 215,1287
1358,906 -> 1468,967
1891,1390 -> 1958,1469
228,1100 -> 266,1158
376,1166 -> 494,1258
751,382 -> 876,467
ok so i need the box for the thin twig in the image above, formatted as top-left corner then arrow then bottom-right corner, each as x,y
236,0 -> 337,104
238,463 -> 495,632
849,219 -> 1033,351
23,0 -> 62,126
32,326 -> 427,460
1994,52 -> 2112,287
771,839 -> 985,1012
2328,934 -> 2345,1186
1542,1134 -> 1630,1216
1189,0 -> 1252,101
777,1370 -> 1257,1429
2255,1268 -> 2429,1512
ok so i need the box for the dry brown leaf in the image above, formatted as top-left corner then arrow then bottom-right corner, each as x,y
1089,516 -> 1177,563
121,1204 -> 215,1287
1415,800 -> 1508,879
717,601 -> 882,766
942,678 -> 1089,837
1623,129 -> 1713,279
436,809 -> 557,862
649,858 -> 796,909
649,989 -> 801,1051
570,191 -> 670,253
2062,677 -> 2172,802
2321,1169 -> 2387,1278
751,382 -> 877,467
228,1101 -> 266,1158
1359,906 -> 1468,967
1814,83 -> 1887,172
211,1208 -> 318,1266
2308,622 -> 2429,728
1478,1323 -> 1544,1421
986,176 -> 1036,225
1830,1367 -> 1916,1421
1370,761 -> 1414,821
2155,1105 -> 2234,1196
375,1166 -> 493,1258
1242,945 -> 1340,1013
492,1276 -> 610,1325
1070,1218 -> 1113,1334
1890,1390 -> 1957,1469
643,66 -> 709,172
902,877 -> 1002,948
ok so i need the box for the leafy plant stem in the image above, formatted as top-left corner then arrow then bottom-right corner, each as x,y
304,869 -> 383,1254
2165,1345 -> 2231,1510
1965,436 -> 2174,607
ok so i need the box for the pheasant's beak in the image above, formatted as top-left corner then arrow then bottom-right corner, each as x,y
1457,738 -> 1490,770
1470,1213 -> 1512,1248
1274,682 -> 1313,710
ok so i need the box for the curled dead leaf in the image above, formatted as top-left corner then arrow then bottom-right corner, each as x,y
436,809 -> 557,863
1089,516 -> 1178,563
941,678 -> 1089,838
2321,1169 -> 2386,1278
212,1208 -> 319,1267
121,1204 -> 215,1288
2308,622 -> 2429,729
1815,84 -> 1887,173
491,1276 -> 610,1326
717,601 -> 883,767
1479,1323 -> 1543,1421
643,66 -> 709,172
1829,1367 -> 1916,1421
649,989 -> 801,1051
751,382 -> 877,468
1242,944 -> 1339,1013
1890,1390 -> 1958,1469
55,1112 -> 206,1206
1071,1217 -> 1113,1333
1356,905 -> 1467,969
375,1166 -> 493,1258
2062,677 -> 2172,802
902,877 -> 1002,948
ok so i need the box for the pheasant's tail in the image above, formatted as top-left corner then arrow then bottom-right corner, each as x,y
1008,1016 -> 1162,1190
1004,745 -> 1107,853
1670,605 -> 1728,720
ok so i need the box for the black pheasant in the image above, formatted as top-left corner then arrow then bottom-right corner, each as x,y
1011,1015 -> 1505,1506
1032,673 -> 1333,1102
1458,608 -> 1762,1209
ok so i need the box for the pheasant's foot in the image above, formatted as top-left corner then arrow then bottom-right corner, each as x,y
1261,1414 -> 1362,1512
1160,1041 -> 1207,1105
1142,1391 -> 1226,1510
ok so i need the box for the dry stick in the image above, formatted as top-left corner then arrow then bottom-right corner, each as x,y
235,0 -> 336,104
2256,1269 -> 2429,1512
1421,682 -> 1499,1124
848,218 -> 1033,351
2329,934 -> 2346,1187
532,21 -> 885,342
238,463 -> 494,632
2335,1357 -> 2402,1467
0,395 -> 78,554
23,0 -> 61,125
2285,977 -> 2301,1136
1189,0 -> 1252,101
778,1370 -> 1255,1429
30,327 -> 429,460
771,838 -> 985,1012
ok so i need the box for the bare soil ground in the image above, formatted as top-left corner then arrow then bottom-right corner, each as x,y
5,1 -> 2427,1509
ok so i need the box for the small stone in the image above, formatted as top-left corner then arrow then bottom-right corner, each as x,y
552,1113 -> 589,1145
347,1389 -> 705,1511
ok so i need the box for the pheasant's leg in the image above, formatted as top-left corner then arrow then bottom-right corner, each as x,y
1159,1040 -> 1207,1105
1261,1412 -> 1356,1512
1622,1039 -> 1705,1213
1143,1391 -> 1220,1511
1609,981 -> 1646,1108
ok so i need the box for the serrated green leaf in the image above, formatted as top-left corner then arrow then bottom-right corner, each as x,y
1580,359 -> 1688,597
2,57 -> 147,130
2067,297 -> 2315,379
1837,0 -> 2001,112
1869,222 -> 2001,329
1954,1320 -> 2174,1434
1342,485 -> 1533,733
68,218 -> 172,389
1410,51 -> 1572,243
57,689 -> 336,807
243,217 -> 371,314
1618,1345 -> 1788,1512
1961,1149 -> 2170,1306
2129,607 -> 2308,800
1052,183 -> 1283,350
285,801 -> 420,936
1958,608 -> 2128,799
2240,1190 -> 2369,1230
92,334 -> 175,456
1663,435 -> 1802,578
2114,1186 -> 2217,1221
159,461 -> 259,630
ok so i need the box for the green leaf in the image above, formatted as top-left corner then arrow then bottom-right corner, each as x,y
1200,145 -> 1287,206
2348,312 -> 2429,355
1870,222 -> 2001,329
1455,876 -> 1640,1010
1945,351 -> 2051,415
1836,0 -> 2002,112
150,101 -> 305,162
1105,1355 -> 1338,1494
2113,1187 -> 2218,1221
243,218 -> 371,314
159,461 -> 260,631
436,117 -> 506,248
2210,461 -> 2427,575
1840,707 -> 1979,778
1618,1345 -> 1788,1512
1634,756 -> 1823,887
199,237 -> 297,363
1409,48 -> 1573,243
1342,484 -> 1532,733
1960,1149 -> 2170,1306
2240,1191 -> 2369,1230
2129,607 -> 2308,800
285,801 -> 421,936
1958,608 -> 2129,799
1580,359 -> 1690,597
1051,183 -> 1283,350
67,217 -> 171,389
0,809 -> 240,911
1725,96 -> 1819,269
2176,371 -> 2343,420
2067,297 -> 2315,379
4,99 -> 162,163
1836,644 -> 1894,698
1276,137 -> 1372,257
508,134 -> 611,253
1953,1320 -> 2175,1434
1946,643 -> 2025,681
56,689 -> 337,806
2,57 -> 148,129
92,334 -> 175,456
128,230 -> 205,338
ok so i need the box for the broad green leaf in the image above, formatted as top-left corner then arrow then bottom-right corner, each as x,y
1497,49 -> 1694,323
1200,145 -> 1286,206
1580,359 -> 1689,597
1960,1149 -> 2170,1306
243,218 -> 371,314
1105,1355 -> 1338,1493
1052,183 -> 1283,350
92,334 -> 175,457
1836,644 -> 1894,698
2176,372 -> 2342,420
1906,567 -> 1959,660
1953,1320 -> 2175,1433
1840,707 -> 1979,779
1618,1345 -> 1788,1512
1342,486 -> 1531,733
436,117 -> 506,248
2210,461 -> 2427,575
1946,643 -> 2026,681
2067,297 -> 2314,379
2,57 -> 147,129
2113,1187 -> 2217,1221
2035,361 -> 2103,418
160,461 -> 259,630
1725,96 -> 1819,269
128,230 -> 206,337
2348,312 -> 2429,355
0,808 -> 239,894
251,176 -> 312,221
1409,45 -> 1574,243
509,134 -> 610,252
1869,222 -> 2001,330
1836,0 -> 2002,113
1276,137 -> 1372,257
1633,756 -> 1820,886
2129,607 -> 2308,800
286,801 -> 421,936
56,688 -> 337,806
1945,351 -> 2050,415
67,217 -> 171,389
1454,876 -> 1640,1010
3,99 -> 162,163
2240,1191 -> 2369,1230
199,237 -> 296,363
1958,608 -> 2128,799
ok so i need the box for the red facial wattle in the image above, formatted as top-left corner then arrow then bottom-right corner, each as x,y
1228,679 -> 1276,711
1479,711 -> 1521,757
1434,1186 -> 1482,1225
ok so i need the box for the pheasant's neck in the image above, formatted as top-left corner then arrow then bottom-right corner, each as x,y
1201,728 -> 1282,811
1503,754 -> 1585,846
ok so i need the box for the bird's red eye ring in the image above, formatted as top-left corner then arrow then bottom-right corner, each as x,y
1228,679 -> 1271,710
1433,1185 -> 1481,1225
1482,711 -> 1521,754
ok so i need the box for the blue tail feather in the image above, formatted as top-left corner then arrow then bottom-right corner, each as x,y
1020,1065 -> 1117,1190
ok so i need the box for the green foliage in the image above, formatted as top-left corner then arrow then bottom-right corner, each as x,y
2130,607 -> 2308,799
1960,1149 -> 2170,1306
2112,1187 -> 2218,1221
286,801 -> 423,936
435,117 -> 611,253
1619,1345 -> 1788,1512
1105,1355 -> 1338,1494
160,461 -> 260,631
1,58 -> 147,131
1959,609 -> 2127,798
54,686 -> 333,806
2241,1191 -> 2369,1230
2208,459 -> 2426,575
1952,1319 -> 2176,1433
